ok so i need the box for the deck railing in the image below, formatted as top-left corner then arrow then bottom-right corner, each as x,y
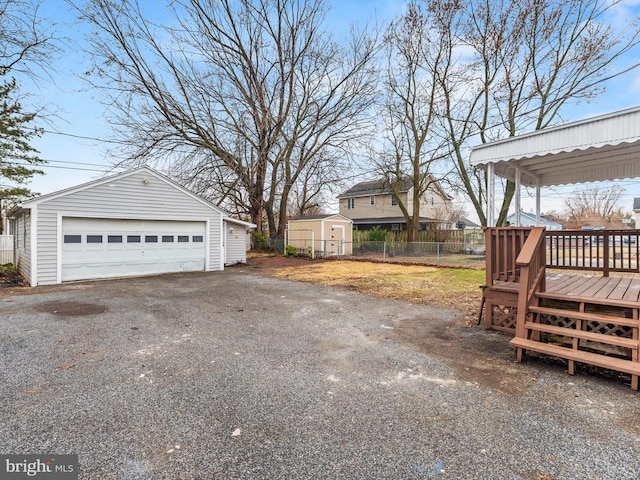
486,228 -> 640,284
546,229 -> 640,276
485,227 -> 532,286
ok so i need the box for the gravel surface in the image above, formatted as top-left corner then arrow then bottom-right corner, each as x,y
1,268 -> 640,479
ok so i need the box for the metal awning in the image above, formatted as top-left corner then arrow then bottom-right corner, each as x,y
469,105 -> 640,225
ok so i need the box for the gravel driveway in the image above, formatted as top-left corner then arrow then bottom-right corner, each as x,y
1,268 -> 639,479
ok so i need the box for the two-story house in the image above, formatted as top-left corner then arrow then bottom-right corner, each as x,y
337,177 -> 453,231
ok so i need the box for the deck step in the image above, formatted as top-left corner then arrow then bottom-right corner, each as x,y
487,284 -> 519,294
536,291 -> 640,310
529,306 -> 640,328
524,322 -> 639,349
510,337 -> 640,377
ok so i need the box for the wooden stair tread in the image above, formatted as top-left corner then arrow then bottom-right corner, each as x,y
488,283 -> 519,293
536,291 -> 640,310
510,337 -> 640,376
529,306 -> 640,328
524,322 -> 639,349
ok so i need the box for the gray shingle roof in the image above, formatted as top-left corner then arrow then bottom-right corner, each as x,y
337,178 -> 413,198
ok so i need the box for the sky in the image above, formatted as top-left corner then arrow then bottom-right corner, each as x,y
11,0 -> 640,222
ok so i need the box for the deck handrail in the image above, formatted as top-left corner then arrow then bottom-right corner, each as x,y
514,228 -> 547,342
545,229 -> 640,276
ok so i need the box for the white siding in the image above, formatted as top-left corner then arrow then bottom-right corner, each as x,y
31,169 -> 223,285
224,222 -> 248,265
14,212 -> 31,284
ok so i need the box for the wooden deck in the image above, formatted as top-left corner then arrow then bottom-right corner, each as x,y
483,227 -> 640,390
492,273 -> 640,304
545,273 -> 640,304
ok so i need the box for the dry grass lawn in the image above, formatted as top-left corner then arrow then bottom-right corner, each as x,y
246,254 -> 485,325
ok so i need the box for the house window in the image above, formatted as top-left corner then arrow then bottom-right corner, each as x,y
370,195 -> 375,205
127,235 -> 141,243
145,235 -> 158,243
178,235 -> 189,243
162,235 -> 174,243
192,235 -> 204,242
391,196 -> 398,206
391,224 -> 400,231
347,198 -> 355,209
108,235 -> 123,243
64,235 -> 82,244
87,235 -> 103,243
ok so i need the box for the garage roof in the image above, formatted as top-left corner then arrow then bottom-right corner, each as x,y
469,105 -> 640,187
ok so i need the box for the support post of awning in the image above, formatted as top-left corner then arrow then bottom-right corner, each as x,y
487,163 -> 495,227
535,184 -> 541,226
514,168 -> 521,227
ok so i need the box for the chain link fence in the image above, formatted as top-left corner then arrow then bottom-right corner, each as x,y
279,235 -> 486,269
348,240 -> 486,268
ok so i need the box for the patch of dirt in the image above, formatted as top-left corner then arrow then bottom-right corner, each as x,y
388,314 -> 536,394
34,301 -> 109,316
246,254 -> 535,393
246,254 -> 483,327
1,269 -> 25,287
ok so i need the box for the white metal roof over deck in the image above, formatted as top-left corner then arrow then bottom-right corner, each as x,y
470,106 -> 640,225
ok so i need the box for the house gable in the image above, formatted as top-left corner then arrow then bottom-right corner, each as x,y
22,166 -> 226,216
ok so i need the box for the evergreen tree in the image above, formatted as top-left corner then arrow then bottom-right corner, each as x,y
0,77 -> 44,233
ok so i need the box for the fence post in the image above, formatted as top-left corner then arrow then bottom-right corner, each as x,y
383,242 -> 386,262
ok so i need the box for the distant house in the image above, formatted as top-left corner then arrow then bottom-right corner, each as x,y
337,177 -> 453,231
506,211 -> 563,230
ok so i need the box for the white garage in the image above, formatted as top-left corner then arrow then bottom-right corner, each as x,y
11,166 -> 255,286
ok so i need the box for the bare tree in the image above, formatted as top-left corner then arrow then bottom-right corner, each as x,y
0,0 -> 57,77
76,0 -> 378,237
437,0 -> 640,225
374,2 -> 452,243
564,184 -> 625,228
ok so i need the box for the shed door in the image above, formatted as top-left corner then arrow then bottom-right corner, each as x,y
61,218 -> 206,281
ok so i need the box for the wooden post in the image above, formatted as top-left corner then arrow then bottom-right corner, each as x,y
603,234 -> 610,277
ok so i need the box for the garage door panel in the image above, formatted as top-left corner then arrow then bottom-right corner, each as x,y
62,218 -> 206,281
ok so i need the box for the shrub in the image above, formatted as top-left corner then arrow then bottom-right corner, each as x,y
368,226 -> 387,242
253,231 -> 272,251
0,263 -> 16,274
285,245 -> 298,257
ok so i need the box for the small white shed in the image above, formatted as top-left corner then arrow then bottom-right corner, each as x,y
10,166 -> 255,286
286,214 -> 352,257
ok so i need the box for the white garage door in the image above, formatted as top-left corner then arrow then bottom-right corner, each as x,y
62,218 -> 206,281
